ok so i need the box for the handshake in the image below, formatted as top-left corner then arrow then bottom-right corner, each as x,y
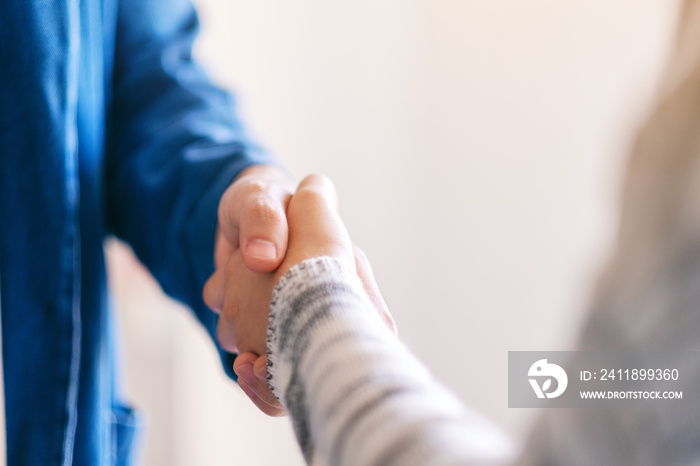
202,166 -> 396,416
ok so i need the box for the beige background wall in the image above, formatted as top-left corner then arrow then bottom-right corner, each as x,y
107,1 -> 680,464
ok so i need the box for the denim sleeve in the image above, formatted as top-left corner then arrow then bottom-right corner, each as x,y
104,0 -> 274,379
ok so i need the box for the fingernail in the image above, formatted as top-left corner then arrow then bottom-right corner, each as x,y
235,363 -> 256,385
246,239 -> 277,261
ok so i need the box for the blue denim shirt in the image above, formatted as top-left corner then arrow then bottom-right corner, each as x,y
0,1 -> 272,464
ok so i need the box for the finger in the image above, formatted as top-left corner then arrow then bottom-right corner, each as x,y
233,352 -> 259,373
353,244 -> 398,336
217,187 -> 242,253
213,228 -> 235,269
246,375 -> 285,414
238,192 -> 290,273
285,174 -> 354,269
235,353 -> 286,416
203,266 -> 226,313
216,316 -> 238,353
238,379 -> 286,417
293,173 -> 340,216
235,353 -> 284,410
218,166 -> 294,274
253,354 -> 269,380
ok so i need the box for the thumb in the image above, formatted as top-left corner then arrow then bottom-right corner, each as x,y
284,174 -> 354,271
238,194 -> 289,273
218,166 -> 293,274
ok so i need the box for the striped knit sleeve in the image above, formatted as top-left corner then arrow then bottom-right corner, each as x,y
266,257 -> 513,466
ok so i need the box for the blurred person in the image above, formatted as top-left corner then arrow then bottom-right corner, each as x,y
211,1 -> 700,464
0,1 -> 295,464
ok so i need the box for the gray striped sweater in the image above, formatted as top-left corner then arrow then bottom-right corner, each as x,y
267,257 -> 513,466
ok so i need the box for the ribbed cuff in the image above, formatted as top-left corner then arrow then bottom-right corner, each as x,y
266,257 -> 366,400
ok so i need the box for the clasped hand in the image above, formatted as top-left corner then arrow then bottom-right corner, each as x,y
204,169 -> 395,416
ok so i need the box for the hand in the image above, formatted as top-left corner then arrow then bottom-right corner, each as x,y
212,164 -> 295,275
233,237 -> 397,416
207,173 -> 355,355
210,174 -> 396,415
203,164 -> 294,335
233,353 -> 285,416
202,164 -> 293,415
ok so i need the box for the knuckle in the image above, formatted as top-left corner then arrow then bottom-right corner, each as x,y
241,178 -> 268,196
218,178 -> 272,226
236,171 -> 277,198
297,173 -> 336,203
243,197 -> 285,228
202,282 -> 217,310
202,274 -> 225,313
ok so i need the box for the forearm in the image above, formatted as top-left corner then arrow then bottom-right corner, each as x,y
104,0 -> 283,381
105,0 -> 276,306
267,257 -> 512,466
